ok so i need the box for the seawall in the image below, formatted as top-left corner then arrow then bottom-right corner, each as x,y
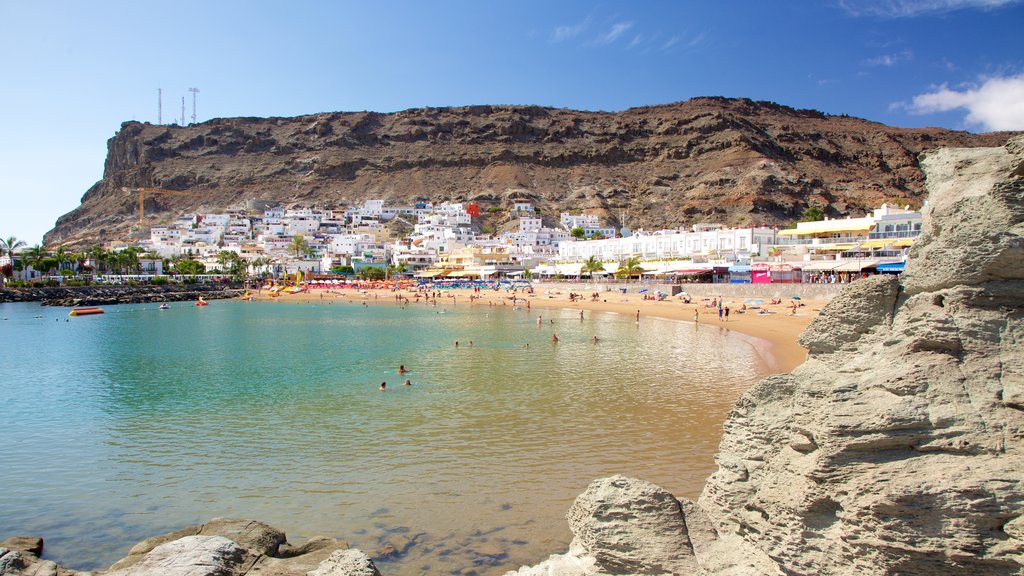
0,284 -> 245,306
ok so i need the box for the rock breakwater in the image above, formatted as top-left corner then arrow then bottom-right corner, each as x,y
0,284 -> 244,306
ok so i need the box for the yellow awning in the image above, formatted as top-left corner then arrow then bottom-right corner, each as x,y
859,240 -> 891,249
777,219 -> 877,237
819,243 -> 858,251
892,238 -> 916,247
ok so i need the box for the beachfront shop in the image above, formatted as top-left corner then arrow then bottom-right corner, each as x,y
751,263 -> 800,283
727,264 -> 751,283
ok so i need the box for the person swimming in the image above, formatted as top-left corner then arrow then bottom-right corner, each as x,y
398,364 -> 408,374
404,379 -> 411,386
379,382 -> 387,391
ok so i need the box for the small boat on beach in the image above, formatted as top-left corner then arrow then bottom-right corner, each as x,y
69,307 -> 104,316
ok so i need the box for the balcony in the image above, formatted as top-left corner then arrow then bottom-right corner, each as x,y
867,230 -> 922,240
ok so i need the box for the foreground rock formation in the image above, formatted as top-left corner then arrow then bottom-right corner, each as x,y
0,519 -> 380,576
46,98 -> 1014,247
509,137 -> 1024,574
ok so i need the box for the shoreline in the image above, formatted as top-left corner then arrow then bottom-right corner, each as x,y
250,285 -> 825,374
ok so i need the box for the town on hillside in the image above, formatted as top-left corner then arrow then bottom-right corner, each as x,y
1,197 -> 921,286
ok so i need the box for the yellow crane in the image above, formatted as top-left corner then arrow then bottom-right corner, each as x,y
121,187 -> 201,228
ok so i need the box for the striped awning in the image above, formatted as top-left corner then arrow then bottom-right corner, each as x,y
799,261 -> 839,272
834,260 -> 878,272
892,238 -> 916,248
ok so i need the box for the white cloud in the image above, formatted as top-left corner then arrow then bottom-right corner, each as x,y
905,74 -> 1024,130
687,32 -> 707,47
839,0 -> 1020,17
593,21 -> 634,45
550,17 -> 590,43
627,33 -> 644,49
864,48 -> 914,66
662,35 -> 681,50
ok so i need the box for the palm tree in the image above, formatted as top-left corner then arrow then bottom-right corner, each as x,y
1,236 -> 27,284
581,256 -> 605,278
290,235 -> 311,258
615,257 -> 644,281
87,245 -> 106,274
53,246 -> 69,273
25,244 -> 47,281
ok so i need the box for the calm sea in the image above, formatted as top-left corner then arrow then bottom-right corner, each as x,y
0,298 -> 770,575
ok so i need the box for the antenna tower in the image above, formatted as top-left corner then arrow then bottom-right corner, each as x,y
189,87 -> 200,124
157,88 -> 162,124
181,97 -> 185,126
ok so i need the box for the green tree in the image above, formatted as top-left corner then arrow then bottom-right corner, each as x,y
217,251 -> 246,281
175,259 -> 206,275
25,245 -> 47,279
1,236 -> 26,283
290,235 -> 312,258
330,265 -> 355,276
386,262 -> 409,279
359,266 -> 385,281
571,226 -> 586,239
90,245 -> 106,271
52,246 -> 69,273
581,256 -> 605,277
801,206 -> 825,222
615,257 -> 644,280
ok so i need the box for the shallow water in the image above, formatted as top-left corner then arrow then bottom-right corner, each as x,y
0,298 -> 770,575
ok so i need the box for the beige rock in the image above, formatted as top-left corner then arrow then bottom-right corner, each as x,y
105,536 -> 256,576
0,539 -> 43,558
698,135 -> 1024,575
566,475 -> 700,575
304,550 -> 379,576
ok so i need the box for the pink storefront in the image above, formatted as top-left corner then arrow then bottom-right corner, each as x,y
751,263 -> 801,284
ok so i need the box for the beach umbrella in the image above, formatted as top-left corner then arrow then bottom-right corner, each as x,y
791,296 -> 802,300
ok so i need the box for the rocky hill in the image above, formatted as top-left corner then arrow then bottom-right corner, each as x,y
45,97 -> 1014,248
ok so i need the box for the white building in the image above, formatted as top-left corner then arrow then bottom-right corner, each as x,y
557,225 -> 777,262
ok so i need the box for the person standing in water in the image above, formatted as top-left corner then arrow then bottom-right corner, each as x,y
380,382 -> 387,391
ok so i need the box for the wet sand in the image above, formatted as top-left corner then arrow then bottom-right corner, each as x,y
251,285 -> 824,374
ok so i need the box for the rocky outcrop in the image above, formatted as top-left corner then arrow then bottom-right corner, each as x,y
45,97 -> 1015,248
509,136 -> 1024,574
0,284 -> 243,305
0,519 -> 378,576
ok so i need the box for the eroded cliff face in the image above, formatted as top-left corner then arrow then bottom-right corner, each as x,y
510,137 -> 1024,575
45,98 -> 1013,247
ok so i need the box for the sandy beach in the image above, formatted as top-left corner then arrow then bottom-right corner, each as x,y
251,285 -> 824,374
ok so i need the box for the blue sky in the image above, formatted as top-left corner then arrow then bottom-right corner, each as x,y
2,0 -> 1022,246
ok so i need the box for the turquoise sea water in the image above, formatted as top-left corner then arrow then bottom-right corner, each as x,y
0,298 -> 771,575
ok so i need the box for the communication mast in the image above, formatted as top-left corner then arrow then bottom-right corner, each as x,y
189,87 -> 200,124
181,97 -> 185,126
157,88 -> 162,125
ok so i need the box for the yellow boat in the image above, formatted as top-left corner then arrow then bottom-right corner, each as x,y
69,307 -> 104,316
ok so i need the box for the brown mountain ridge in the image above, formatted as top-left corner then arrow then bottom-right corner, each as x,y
45,97 -> 1016,247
